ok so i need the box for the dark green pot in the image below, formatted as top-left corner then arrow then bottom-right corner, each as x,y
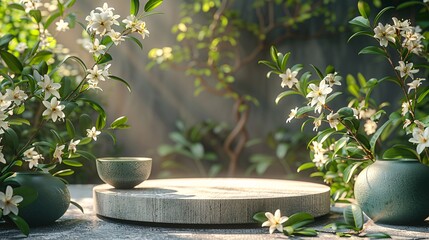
354,159 -> 429,225
11,172 -> 70,226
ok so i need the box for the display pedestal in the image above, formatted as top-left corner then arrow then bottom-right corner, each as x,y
93,178 -> 330,224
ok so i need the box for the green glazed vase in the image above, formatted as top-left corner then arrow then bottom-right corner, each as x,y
11,172 -> 70,226
354,159 -> 429,225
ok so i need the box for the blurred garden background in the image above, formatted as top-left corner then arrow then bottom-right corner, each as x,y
45,0 -> 419,183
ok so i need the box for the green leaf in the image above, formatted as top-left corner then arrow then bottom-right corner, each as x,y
296,106 -> 314,117
348,31 -> 373,42
130,0 -> 140,15
270,46 -> 279,66
417,88 -> 429,103
343,162 -> 363,183
50,129 -> 64,143
370,119 -> 392,153
190,143 -> 204,159
358,1 -> 371,19
7,214 -> 29,236
66,119 -> 76,138
280,52 -> 291,71
361,232 -> 392,238
109,75 -> 131,92
144,0 -> 163,12
80,98 -> 106,129
97,53 -> 112,64
110,116 -> 129,129
4,128 -> 19,150
63,160 -> 83,167
0,34 -> 15,48
383,145 -> 419,160
326,92 -> 342,103
30,50 -> 53,64
374,6 -> 395,25
0,50 -> 23,73
252,212 -> 267,223
349,16 -> 370,28
276,143 -> 288,159
275,91 -> 300,104
8,3 -> 25,12
343,204 -> 364,230
70,200 -> 84,213
297,162 -> 315,172
310,64 -> 324,80
359,46 -> 387,58
76,150 -> 96,161
29,9 -> 42,23
294,228 -> 318,236
8,118 -> 30,126
53,169 -> 75,176
284,212 -> 314,227
127,35 -> 143,50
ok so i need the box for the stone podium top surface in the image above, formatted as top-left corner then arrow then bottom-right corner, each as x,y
0,184 -> 428,239
94,178 -> 330,199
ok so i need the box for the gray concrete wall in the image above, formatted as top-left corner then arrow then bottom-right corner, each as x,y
57,0 -> 393,179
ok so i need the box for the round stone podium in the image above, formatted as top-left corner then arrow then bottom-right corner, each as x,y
93,178 -> 330,224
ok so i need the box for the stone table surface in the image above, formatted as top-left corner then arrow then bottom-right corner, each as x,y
1,184 -> 428,239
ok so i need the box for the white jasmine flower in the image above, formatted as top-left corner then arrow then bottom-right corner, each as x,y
122,15 -> 150,39
407,78 -> 425,93
15,42 -> 28,53
364,119 -> 377,135
403,119 -> 412,129
20,0 -> 42,13
88,38 -> 106,57
26,157 -> 40,169
306,81 -> 332,114
373,23 -> 396,47
0,112 -> 9,134
402,31 -> 424,55
55,19 -> 69,32
409,127 -> 429,154
86,3 -> 120,36
395,61 -> 419,79
42,97 -> 65,122
359,108 -> 376,120
312,141 -> 326,154
392,17 -> 412,33
137,21 -> 150,39
123,15 -> 139,31
38,74 -> 61,100
87,127 -> 101,141
327,112 -> 340,130
0,186 -> 23,216
108,29 -> 125,45
279,68 -> 299,89
324,72 -> 342,87
261,209 -> 288,234
313,118 -> 322,131
0,145 -> 5,164
5,86 -> 28,106
286,107 -> 298,123
401,100 -> 412,116
68,139 -> 80,157
53,144 -> 65,163
0,93 -> 11,111
313,152 -> 328,168
87,65 -> 106,83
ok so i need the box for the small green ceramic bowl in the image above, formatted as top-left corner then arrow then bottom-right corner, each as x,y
96,157 -> 152,189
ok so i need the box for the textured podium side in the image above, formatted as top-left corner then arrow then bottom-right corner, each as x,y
93,178 -> 330,224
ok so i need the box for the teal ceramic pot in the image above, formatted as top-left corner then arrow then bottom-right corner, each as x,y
96,157 -> 152,189
10,172 -> 70,226
354,159 -> 429,225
